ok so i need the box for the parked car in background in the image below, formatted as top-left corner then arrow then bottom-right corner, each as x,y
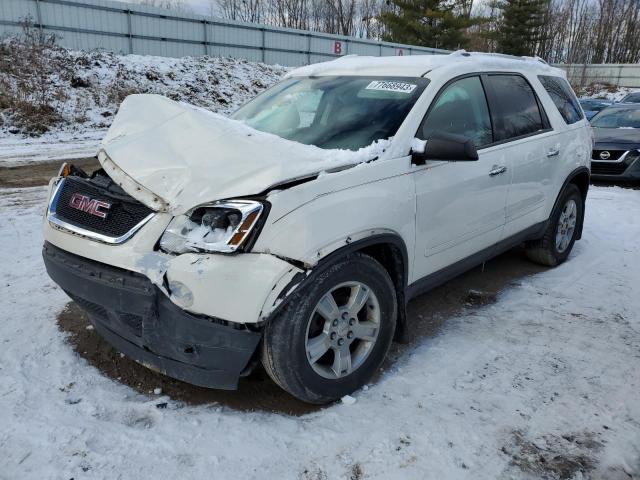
619,92 -> 640,104
590,104 -> 640,182
580,98 -> 613,120
42,52 -> 591,404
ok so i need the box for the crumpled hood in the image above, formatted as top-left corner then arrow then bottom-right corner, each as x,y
99,94 -> 390,214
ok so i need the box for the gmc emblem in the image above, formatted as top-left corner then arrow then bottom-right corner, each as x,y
69,193 -> 112,219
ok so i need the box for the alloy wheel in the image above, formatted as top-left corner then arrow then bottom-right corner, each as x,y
556,199 -> 577,253
304,281 -> 381,379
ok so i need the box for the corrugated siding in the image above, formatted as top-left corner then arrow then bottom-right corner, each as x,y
55,29 -> 129,53
265,31 -> 307,52
557,64 -> 640,88
349,42 -> 381,57
41,2 -> 128,34
1,24 -> 23,38
0,0 -> 447,66
210,24 -> 261,48
1,0 -> 38,22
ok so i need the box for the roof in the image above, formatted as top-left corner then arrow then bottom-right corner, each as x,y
602,102 -> 640,108
579,98 -> 613,103
286,50 -> 563,79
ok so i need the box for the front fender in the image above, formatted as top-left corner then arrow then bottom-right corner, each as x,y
253,158 -> 416,274
258,232 -> 411,342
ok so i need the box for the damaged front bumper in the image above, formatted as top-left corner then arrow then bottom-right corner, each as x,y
44,241 -> 264,389
42,188 -> 305,325
41,169 -> 308,388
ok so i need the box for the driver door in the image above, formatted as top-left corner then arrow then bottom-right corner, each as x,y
411,75 -> 510,280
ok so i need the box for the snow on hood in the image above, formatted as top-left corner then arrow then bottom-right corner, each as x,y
99,94 -> 390,214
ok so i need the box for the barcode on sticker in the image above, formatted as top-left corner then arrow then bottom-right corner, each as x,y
365,81 -> 417,93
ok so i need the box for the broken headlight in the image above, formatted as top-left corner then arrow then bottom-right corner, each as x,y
159,200 -> 264,254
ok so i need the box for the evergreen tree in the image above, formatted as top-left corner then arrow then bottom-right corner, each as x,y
379,0 -> 476,50
491,0 -> 549,56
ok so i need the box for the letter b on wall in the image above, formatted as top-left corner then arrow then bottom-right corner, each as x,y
334,41 -> 343,55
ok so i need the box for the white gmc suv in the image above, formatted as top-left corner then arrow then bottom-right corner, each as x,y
43,52 -> 592,404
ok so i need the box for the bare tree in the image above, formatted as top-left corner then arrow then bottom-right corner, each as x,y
325,0 -> 357,35
215,0 -> 380,38
211,0 -> 640,64
269,0 -> 311,29
535,0 -> 640,64
354,0 -> 385,38
215,0 -> 264,22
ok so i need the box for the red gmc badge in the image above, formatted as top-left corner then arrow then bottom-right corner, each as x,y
69,193 -> 112,219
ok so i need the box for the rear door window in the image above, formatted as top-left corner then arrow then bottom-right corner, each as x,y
418,76 -> 493,148
485,75 -> 546,141
538,75 -> 583,124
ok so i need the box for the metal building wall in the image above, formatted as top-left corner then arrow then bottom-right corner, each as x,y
0,0 -> 448,66
558,64 -> 640,88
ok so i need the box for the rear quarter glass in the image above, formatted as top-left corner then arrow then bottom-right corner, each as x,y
538,75 -> 583,125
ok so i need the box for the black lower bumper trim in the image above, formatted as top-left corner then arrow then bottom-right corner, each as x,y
591,173 -> 640,181
43,242 -> 261,390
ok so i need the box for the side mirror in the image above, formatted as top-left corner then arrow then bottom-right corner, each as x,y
411,131 -> 479,165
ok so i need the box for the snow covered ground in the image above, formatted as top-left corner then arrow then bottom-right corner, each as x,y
578,85 -> 640,102
1,183 -> 639,479
0,130 -> 104,167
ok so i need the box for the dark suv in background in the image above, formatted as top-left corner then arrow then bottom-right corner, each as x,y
579,99 -> 612,120
590,103 -> 640,182
619,92 -> 640,104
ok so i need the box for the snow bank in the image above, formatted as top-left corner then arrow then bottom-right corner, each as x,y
0,46 -> 287,165
578,85 -> 640,101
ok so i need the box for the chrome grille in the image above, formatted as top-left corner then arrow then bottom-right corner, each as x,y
48,176 -> 154,243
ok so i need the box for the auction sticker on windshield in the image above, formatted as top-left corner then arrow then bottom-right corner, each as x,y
365,81 -> 417,94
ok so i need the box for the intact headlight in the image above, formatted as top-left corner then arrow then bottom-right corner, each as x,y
159,200 -> 265,254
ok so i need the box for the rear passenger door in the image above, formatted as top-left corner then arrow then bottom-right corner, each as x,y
482,74 -> 556,238
536,74 -> 589,203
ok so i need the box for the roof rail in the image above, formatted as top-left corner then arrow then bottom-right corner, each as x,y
449,51 -> 549,65
521,55 -> 549,65
449,49 -> 470,57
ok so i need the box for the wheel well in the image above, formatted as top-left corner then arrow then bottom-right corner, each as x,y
568,170 -> 589,240
570,171 -> 589,201
358,242 -> 409,343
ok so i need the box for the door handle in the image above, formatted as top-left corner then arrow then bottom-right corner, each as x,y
489,165 -> 507,176
547,148 -> 560,158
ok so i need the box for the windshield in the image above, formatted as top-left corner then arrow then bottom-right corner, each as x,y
591,107 -> 640,128
232,76 -> 429,150
621,93 -> 640,103
580,100 -> 609,110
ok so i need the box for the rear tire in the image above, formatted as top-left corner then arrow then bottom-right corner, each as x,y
261,253 -> 397,404
525,184 -> 583,267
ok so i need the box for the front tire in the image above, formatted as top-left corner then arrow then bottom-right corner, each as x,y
261,253 -> 397,404
526,184 -> 583,267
